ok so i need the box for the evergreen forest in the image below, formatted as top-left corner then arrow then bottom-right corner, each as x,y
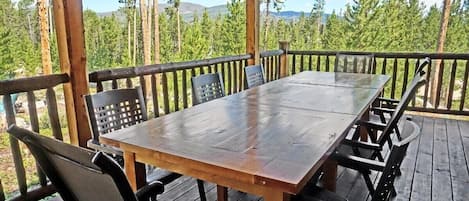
0,0 -> 468,80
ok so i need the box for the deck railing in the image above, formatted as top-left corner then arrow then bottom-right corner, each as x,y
288,51 -> 469,116
1,49 -> 469,199
89,54 -> 256,116
0,74 -> 70,200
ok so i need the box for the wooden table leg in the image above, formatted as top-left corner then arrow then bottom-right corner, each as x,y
217,185 -> 228,201
123,151 -> 146,191
360,107 -> 370,142
322,159 -> 338,192
263,190 -> 290,201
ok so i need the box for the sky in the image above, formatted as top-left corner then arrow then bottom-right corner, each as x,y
82,0 -> 443,14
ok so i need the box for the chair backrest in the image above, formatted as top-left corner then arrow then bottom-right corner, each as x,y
245,64 -> 265,89
407,57 -> 430,88
85,87 -> 148,144
334,53 -> 374,74
6,125 -> 138,201
191,72 -> 225,105
415,57 -> 430,77
377,72 -> 426,146
371,119 -> 421,201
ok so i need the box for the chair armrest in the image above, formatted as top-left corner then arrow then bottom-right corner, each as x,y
357,120 -> 387,131
87,140 -> 123,156
341,139 -> 382,151
370,107 -> 395,114
332,151 -> 385,172
136,181 -> 164,201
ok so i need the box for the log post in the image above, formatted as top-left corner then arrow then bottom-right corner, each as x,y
246,0 -> 260,65
52,0 -> 79,145
59,0 -> 91,147
279,40 -> 289,78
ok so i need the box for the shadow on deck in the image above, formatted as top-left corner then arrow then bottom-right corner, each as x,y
155,115 -> 469,201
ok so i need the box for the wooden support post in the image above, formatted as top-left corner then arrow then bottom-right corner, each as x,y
279,41 -> 289,78
246,0 -> 260,65
52,0 -> 79,146
61,0 -> 91,147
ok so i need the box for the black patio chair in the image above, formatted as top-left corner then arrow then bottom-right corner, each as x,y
244,64 -> 265,89
85,87 -> 207,201
334,53 -> 374,74
85,87 -> 148,158
7,125 -> 164,201
294,117 -> 420,201
341,71 -> 426,161
191,72 -> 225,105
337,117 -> 421,196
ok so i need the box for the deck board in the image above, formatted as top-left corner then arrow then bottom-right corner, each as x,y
393,115 -> 423,201
409,117 -> 434,201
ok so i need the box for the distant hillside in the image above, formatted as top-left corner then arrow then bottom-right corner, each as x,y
271,11 -> 330,23
95,2 -> 330,23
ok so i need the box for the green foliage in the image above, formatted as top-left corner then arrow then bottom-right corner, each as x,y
1,0 -> 469,76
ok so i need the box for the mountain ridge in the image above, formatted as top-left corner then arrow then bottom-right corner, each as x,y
94,2 -> 329,22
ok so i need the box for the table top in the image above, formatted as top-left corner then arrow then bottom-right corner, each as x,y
100,71 -> 390,194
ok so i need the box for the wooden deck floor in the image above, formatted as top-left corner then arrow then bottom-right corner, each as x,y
154,115 -> 469,201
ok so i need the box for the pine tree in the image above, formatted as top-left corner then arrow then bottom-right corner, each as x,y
446,0 -> 467,52
200,9 -> 213,56
158,13 -> 174,62
221,0 -> 246,55
167,0 -> 181,53
422,5 -> 441,50
322,11 -> 347,50
182,14 -> 208,60
344,0 -> 382,50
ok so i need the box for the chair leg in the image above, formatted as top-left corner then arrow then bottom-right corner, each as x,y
394,127 -> 402,141
197,179 -> 207,201
361,173 -> 375,195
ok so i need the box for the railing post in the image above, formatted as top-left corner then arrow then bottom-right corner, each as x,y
279,40 -> 289,78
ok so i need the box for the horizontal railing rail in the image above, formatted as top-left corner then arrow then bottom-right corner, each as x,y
288,50 -> 469,115
89,54 -> 254,117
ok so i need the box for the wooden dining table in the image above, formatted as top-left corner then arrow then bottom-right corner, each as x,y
100,71 -> 390,201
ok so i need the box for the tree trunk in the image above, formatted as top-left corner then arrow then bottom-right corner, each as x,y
128,20 -> 132,65
148,0 -> 152,54
154,0 -> 160,64
140,0 -> 151,65
263,0 -> 270,51
153,0 -> 161,113
38,0 -> 52,74
133,2 -> 137,66
177,8 -> 181,53
140,0 -> 152,97
431,0 -> 452,107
